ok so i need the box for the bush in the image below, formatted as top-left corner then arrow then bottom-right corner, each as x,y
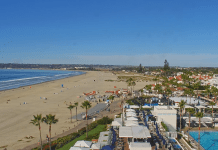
97,117 -> 113,125
161,122 -> 168,131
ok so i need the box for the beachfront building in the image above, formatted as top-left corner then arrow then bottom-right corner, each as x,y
119,126 -> 152,149
151,106 -> 177,130
69,140 -> 92,150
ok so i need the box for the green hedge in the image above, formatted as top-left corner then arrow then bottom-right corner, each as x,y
32,117 -> 112,150
161,122 -> 168,132
58,125 -> 106,150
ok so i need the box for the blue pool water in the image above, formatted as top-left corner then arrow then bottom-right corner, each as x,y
0,69 -> 85,91
189,131 -> 218,150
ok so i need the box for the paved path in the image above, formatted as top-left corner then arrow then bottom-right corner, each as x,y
72,103 -> 108,120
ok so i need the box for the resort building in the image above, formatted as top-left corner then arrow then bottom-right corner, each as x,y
151,106 -> 177,130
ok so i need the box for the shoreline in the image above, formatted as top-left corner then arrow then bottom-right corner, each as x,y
0,69 -> 86,92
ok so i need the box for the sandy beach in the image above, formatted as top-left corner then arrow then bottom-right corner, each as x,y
0,71 -> 153,150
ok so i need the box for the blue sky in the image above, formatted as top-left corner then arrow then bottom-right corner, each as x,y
1,0 -> 218,67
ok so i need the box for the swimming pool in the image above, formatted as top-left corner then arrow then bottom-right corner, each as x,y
189,131 -> 218,150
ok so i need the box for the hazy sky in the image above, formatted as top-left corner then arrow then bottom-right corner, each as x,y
1,0 -> 218,67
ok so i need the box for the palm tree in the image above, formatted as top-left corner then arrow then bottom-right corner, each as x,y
179,100 -> 186,132
30,114 -> 43,150
193,79 -> 201,98
81,101 -> 92,138
126,78 -> 133,94
211,86 -> 218,102
186,108 -> 195,129
74,102 -> 78,121
42,114 -> 58,150
196,112 -> 203,150
209,102 -> 216,127
132,81 -> 136,96
67,105 -> 75,123
166,87 -> 172,108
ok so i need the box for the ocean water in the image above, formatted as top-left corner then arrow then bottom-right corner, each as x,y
0,69 -> 85,91
189,131 -> 218,150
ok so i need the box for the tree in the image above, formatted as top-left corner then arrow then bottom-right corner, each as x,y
196,112 -> 203,150
154,84 -> 163,94
186,108 -> 195,129
138,64 -> 143,73
42,114 -> 58,150
179,100 -> 186,132
67,105 -> 75,123
166,87 -> 172,107
109,95 -> 115,101
145,85 -> 152,93
81,101 -> 92,138
163,59 -> 170,76
209,102 -> 216,127
211,86 -> 218,102
126,78 -> 134,94
30,114 -> 43,150
132,81 -> 136,94
74,102 -> 79,121
193,79 -> 201,98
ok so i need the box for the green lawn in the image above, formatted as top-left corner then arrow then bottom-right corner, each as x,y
58,125 -> 106,150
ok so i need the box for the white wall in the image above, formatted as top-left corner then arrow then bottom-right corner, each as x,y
153,106 -> 177,130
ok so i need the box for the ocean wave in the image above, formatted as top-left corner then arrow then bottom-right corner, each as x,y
0,70 -> 85,91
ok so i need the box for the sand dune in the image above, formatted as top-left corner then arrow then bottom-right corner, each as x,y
0,71 -> 153,150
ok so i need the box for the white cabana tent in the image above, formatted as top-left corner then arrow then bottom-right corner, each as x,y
111,118 -> 122,127
129,142 -> 151,150
125,120 -> 139,126
90,143 -> 100,150
74,140 -> 92,148
127,117 -> 138,121
126,109 -> 136,112
126,112 -> 137,117
207,105 -> 218,109
185,105 -> 194,108
119,126 -> 133,137
129,105 -> 140,109
195,106 -> 206,109
69,147 -> 90,150
142,105 -> 151,108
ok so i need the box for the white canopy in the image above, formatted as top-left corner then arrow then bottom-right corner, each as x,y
119,126 -> 133,137
90,143 -> 100,150
126,109 -> 136,112
74,140 -> 92,148
142,105 -> 151,108
126,112 -> 137,117
207,105 -> 218,109
69,147 -> 90,150
112,118 -> 122,126
129,105 -> 140,109
125,120 -> 139,126
129,142 -> 151,150
195,106 -> 206,109
185,105 -> 194,108
127,117 -> 138,121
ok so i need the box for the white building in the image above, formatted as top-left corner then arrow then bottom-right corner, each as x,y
151,106 -> 177,130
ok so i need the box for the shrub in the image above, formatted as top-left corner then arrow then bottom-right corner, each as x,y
97,117 -> 113,125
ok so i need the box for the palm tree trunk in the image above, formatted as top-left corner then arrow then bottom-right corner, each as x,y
86,108 -> 88,138
198,118 -> 200,150
49,125 -> 51,150
76,107 -> 78,121
39,125 -> 42,150
180,108 -> 182,132
212,105 -> 214,128
189,113 -> 191,129
70,110 -> 72,123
